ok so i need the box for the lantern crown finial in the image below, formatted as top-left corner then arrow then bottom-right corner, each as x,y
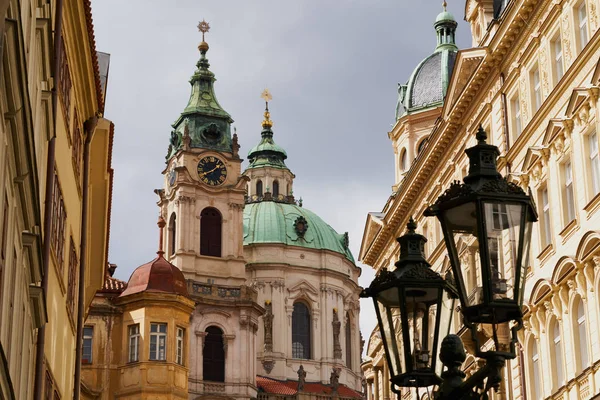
407,217 -> 417,233
476,124 -> 487,144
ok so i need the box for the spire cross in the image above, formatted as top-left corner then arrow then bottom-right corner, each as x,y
260,89 -> 273,129
197,19 -> 210,42
442,0 -> 447,11
261,88 -> 273,110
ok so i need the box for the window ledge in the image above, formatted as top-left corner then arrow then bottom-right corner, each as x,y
559,219 -> 579,243
536,243 -> 554,266
584,192 -> 600,218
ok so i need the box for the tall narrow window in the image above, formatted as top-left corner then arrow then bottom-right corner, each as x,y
589,132 -> 600,195
168,213 -> 176,256
541,188 -> 552,247
564,161 -> 575,222
532,68 -> 542,111
345,313 -> 352,369
82,326 -> 93,364
579,2 -> 589,48
51,171 -> 67,271
511,96 -> 522,137
551,320 -> 564,388
200,208 -> 222,257
0,194 -> 8,322
176,327 -> 185,365
273,180 -> 279,197
150,323 -> 167,361
400,148 -> 408,172
67,238 -> 78,316
530,339 -> 542,400
128,324 -> 140,362
576,298 -> 589,370
553,36 -> 563,81
203,326 -> 225,382
256,180 -> 263,197
292,302 -> 311,359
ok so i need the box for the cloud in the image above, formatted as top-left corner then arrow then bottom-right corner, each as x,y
92,0 -> 471,356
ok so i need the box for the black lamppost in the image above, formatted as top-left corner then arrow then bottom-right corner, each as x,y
362,127 -> 537,399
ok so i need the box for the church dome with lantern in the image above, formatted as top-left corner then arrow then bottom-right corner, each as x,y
395,3 -> 458,119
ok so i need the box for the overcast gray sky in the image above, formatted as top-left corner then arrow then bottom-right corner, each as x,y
92,0 -> 471,348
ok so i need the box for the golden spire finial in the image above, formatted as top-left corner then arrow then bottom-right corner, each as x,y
261,88 -> 273,129
197,19 -> 210,52
442,0 -> 447,11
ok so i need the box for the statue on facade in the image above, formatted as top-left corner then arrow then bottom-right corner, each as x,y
297,365 -> 307,392
330,367 -> 340,394
232,127 -> 240,158
263,300 -> 274,352
332,308 -> 342,359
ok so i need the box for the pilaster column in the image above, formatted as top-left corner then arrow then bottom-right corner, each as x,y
373,367 -> 381,400
383,362 -> 390,400
367,379 -> 373,400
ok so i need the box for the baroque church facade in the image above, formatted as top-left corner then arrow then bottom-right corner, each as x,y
81,25 -> 363,400
361,1 -> 600,400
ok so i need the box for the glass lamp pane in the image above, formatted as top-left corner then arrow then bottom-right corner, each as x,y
483,202 -> 525,302
434,289 -> 455,376
375,288 -> 404,376
442,203 -> 483,307
518,219 -> 533,306
405,288 -> 433,371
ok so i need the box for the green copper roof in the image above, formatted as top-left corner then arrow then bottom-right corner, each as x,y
243,201 -> 355,263
246,105 -> 289,170
395,6 -> 458,120
435,10 -> 455,23
166,43 -> 234,160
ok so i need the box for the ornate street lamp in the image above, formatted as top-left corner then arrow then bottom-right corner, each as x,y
424,127 -> 537,328
361,218 -> 458,390
364,127 -> 537,399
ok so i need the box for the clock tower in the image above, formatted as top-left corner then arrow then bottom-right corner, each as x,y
156,21 -> 263,399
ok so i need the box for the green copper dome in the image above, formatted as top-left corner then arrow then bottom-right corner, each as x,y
243,201 -> 354,263
435,10 -> 455,23
395,5 -> 458,120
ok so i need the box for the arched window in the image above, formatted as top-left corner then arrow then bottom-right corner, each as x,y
168,213 -> 176,256
200,207 -> 222,257
203,326 -> 225,382
256,180 -> 263,197
273,180 -> 279,197
550,318 -> 564,388
400,148 -> 407,172
575,297 -> 589,370
529,337 -> 542,400
345,313 -> 352,369
292,302 -> 311,359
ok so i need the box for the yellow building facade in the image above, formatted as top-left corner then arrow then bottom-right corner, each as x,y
361,1 -> 600,399
0,0 -> 113,398
81,240 -> 195,400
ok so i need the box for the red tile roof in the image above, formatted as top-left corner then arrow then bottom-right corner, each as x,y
256,376 -> 362,398
119,255 -> 188,298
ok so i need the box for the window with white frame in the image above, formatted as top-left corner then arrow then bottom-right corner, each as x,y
589,132 -> 600,196
511,95 -> 522,138
530,338 -> 542,400
532,68 -> 542,111
176,327 -> 185,365
578,1 -> 589,49
551,319 -> 564,388
576,298 -> 589,370
563,161 -> 576,222
540,187 -> 552,248
82,326 -> 93,364
128,324 -> 140,362
150,323 -> 167,361
552,35 -> 563,82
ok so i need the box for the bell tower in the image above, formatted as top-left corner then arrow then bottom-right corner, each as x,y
156,21 -> 262,399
